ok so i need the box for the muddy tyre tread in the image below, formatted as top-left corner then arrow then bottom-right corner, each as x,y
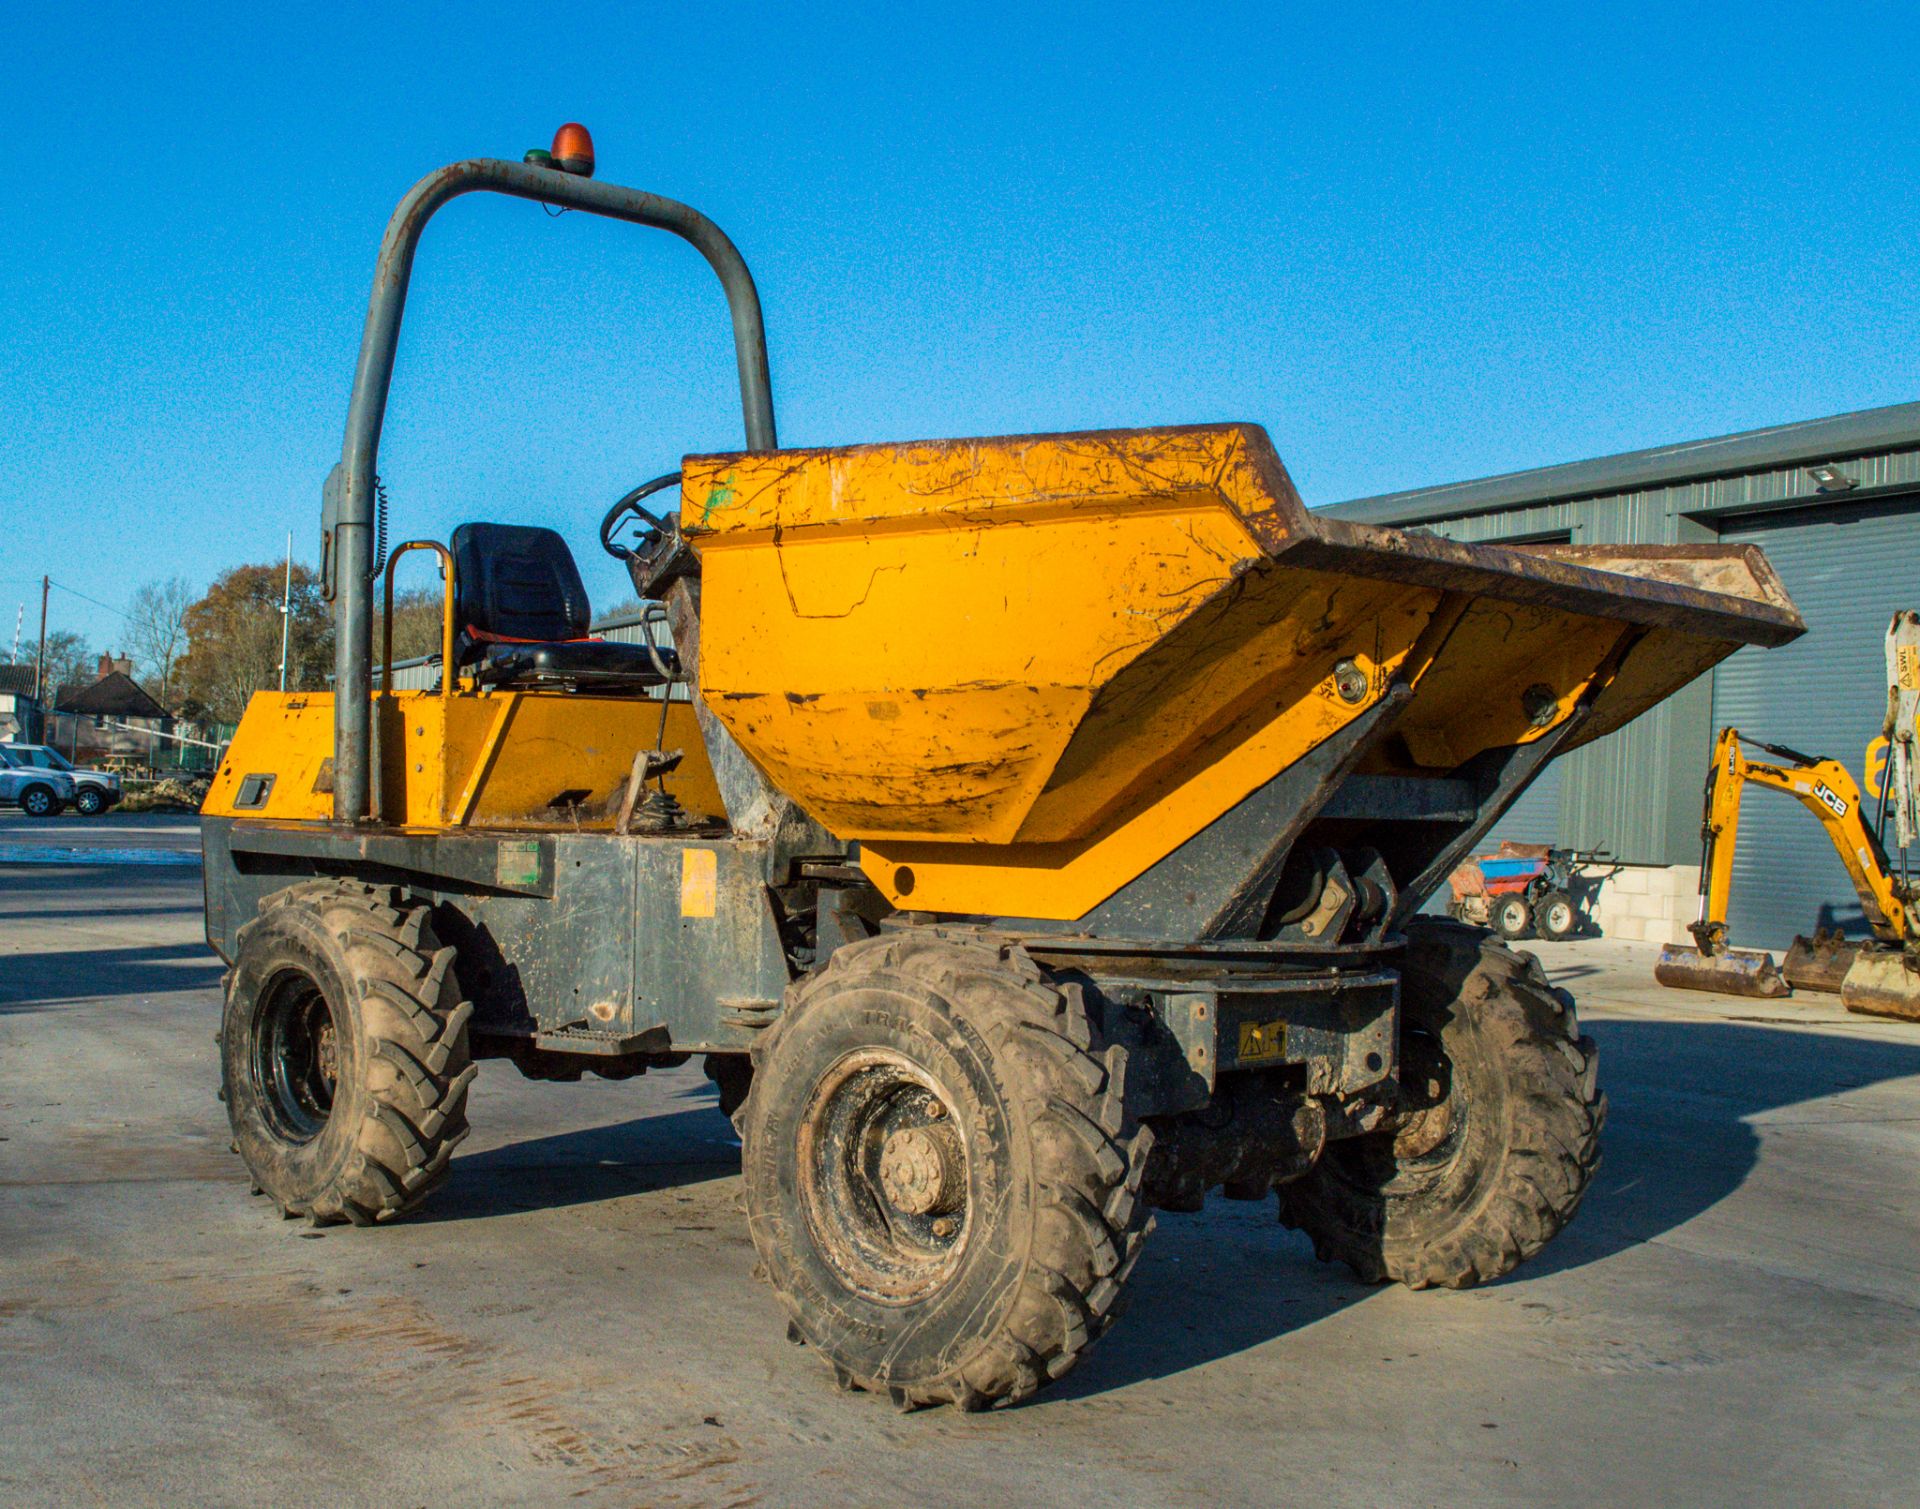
1279,918 -> 1604,1290
228,880 -> 473,1226
745,931 -> 1154,1411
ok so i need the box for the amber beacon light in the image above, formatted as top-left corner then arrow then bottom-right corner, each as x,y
523,122 -> 595,176
549,122 -> 595,177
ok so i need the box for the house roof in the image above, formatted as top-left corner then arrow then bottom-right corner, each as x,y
55,671 -> 168,719
0,665 -> 36,698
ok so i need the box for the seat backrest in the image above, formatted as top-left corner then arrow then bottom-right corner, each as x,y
450,523 -> 591,648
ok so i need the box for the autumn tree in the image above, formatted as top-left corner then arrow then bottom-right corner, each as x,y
175,563 -> 332,722
126,576 -> 195,709
375,587 -> 448,664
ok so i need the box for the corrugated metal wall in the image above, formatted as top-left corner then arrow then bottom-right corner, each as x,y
1710,493 -> 1920,949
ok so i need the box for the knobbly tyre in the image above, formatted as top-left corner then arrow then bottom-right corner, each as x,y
202,125 -> 1806,1411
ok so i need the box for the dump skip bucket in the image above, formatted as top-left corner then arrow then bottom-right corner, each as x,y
681,424 -> 1803,926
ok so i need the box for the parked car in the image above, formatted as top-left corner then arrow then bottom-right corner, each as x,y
0,744 -> 122,816
0,750 -> 77,816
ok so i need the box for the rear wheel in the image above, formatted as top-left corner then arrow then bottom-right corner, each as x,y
1492,894 -> 1532,939
1279,919 -> 1604,1288
741,932 -> 1154,1410
1535,889 -> 1577,942
18,783 -> 60,817
221,879 -> 475,1225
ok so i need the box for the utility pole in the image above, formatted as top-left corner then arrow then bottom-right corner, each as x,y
278,533 -> 293,692
32,574 -> 49,701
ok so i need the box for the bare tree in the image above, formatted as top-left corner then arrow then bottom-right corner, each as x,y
126,576 -> 195,710
39,629 -> 93,701
374,587 -> 448,665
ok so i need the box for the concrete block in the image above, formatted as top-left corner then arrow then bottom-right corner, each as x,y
1605,915 -> 1645,943
1611,867 -> 1649,896
1657,894 -> 1698,924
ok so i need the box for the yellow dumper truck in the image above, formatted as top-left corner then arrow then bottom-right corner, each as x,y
203,128 -> 1804,1411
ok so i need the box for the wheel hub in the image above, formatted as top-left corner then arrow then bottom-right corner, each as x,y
1391,1041 -> 1457,1160
798,1050 -> 973,1303
254,969 -> 340,1144
314,1020 -> 339,1089
877,1121 -> 964,1216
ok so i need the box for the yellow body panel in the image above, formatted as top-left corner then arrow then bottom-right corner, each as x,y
206,690 -> 725,830
682,424 -> 1797,918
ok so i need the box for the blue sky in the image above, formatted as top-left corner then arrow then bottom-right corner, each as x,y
2,1 -> 1914,652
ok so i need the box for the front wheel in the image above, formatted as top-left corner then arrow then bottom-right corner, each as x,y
1280,919 -> 1604,1289
741,932 -> 1154,1410
221,879 -> 476,1225
1535,889 -> 1577,941
73,787 -> 106,816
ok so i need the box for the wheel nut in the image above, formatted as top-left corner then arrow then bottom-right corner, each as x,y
931,1217 -> 956,1239
925,1100 -> 947,1120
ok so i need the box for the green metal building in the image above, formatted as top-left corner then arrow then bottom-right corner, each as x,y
1321,400 -> 1920,949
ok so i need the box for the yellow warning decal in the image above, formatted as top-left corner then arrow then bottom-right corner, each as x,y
680,848 -> 717,918
1898,643 -> 1919,691
1237,1019 -> 1287,1064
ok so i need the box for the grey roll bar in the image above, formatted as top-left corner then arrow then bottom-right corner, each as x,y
322,157 -> 778,824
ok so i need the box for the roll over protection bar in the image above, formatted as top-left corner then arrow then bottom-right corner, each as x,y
323,156 -> 778,825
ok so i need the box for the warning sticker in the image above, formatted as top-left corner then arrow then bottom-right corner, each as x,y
680,848 -> 717,918
1237,1019 -> 1287,1064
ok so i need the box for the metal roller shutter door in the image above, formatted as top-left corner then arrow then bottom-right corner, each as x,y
1711,493 -> 1920,949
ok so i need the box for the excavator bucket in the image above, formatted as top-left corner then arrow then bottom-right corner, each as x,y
680,424 -> 1803,926
1654,944 -> 1791,998
1780,931 -> 1859,994
1840,950 -> 1920,1022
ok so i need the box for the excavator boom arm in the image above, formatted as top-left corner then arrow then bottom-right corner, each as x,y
1696,727 -> 1907,946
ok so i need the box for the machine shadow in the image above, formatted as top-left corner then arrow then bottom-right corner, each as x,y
407,1013 -> 1920,1397
1052,1014 -> 1920,1399
428,1089 -> 740,1222
1519,1015 -> 1920,1277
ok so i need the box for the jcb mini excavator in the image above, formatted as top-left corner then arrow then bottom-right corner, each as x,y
201,125 -> 1805,1410
1656,611 -> 1920,1020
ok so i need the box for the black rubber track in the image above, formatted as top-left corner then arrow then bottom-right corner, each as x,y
223,879 -> 475,1226
1279,917 -> 1605,1289
741,932 -> 1155,1411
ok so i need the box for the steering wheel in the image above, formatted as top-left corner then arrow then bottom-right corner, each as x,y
599,471 -> 683,560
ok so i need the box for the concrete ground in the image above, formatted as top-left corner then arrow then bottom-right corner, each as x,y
1,823 -> 1916,1508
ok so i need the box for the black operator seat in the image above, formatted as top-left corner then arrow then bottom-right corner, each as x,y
448,523 -> 679,692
